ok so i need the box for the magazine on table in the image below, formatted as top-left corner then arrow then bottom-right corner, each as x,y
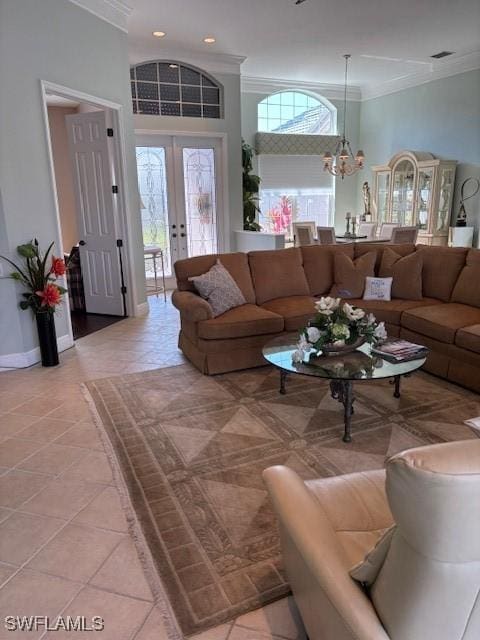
372,340 -> 428,363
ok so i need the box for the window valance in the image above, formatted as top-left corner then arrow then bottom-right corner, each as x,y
255,132 -> 340,156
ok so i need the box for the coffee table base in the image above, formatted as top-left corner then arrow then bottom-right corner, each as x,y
330,380 -> 354,442
278,371 -> 405,442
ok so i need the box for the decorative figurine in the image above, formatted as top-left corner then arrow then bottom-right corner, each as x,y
456,177 -> 480,227
361,181 -> 371,222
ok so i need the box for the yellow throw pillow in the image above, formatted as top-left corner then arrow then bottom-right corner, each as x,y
379,248 -> 423,300
331,251 -> 377,298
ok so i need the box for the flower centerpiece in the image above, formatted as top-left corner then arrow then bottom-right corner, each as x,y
0,240 -> 67,366
292,296 -> 387,364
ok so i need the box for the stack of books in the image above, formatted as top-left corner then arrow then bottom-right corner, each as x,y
372,340 -> 428,363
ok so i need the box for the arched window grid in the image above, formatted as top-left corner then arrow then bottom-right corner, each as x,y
131,61 -> 223,119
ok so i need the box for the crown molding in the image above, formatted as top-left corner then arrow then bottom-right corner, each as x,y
130,49 -> 246,75
362,50 -> 480,101
68,0 -> 132,32
241,75 -> 362,101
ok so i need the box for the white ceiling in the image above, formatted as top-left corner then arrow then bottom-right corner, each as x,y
126,0 -> 480,91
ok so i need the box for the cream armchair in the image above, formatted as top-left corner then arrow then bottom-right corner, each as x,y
263,439 -> 480,640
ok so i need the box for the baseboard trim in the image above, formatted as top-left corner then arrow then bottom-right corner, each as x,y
135,301 -> 149,316
0,334 -> 74,369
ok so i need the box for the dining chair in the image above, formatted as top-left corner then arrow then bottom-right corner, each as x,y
317,227 -> 337,245
295,225 -> 317,246
378,223 -> 399,240
292,221 -> 316,246
357,222 -> 377,240
390,226 -> 419,244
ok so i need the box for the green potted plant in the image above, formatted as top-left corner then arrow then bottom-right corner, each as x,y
242,140 -> 262,231
0,240 -> 67,366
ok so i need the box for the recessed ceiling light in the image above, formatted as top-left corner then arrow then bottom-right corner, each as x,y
152,31 -> 166,37
203,36 -> 216,44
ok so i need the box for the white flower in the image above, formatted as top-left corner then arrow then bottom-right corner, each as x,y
366,313 -> 377,326
292,349 -> 304,364
306,326 -> 321,343
315,296 -> 341,316
374,322 -> 388,342
298,334 -> 310,351
343,302 -> 365,321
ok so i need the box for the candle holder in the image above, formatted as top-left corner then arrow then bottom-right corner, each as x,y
345,217 -> 351,238
352,217 -> 357,236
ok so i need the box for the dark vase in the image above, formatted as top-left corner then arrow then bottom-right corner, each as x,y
35,312 -> 59,367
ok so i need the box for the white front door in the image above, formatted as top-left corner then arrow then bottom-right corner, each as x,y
135,135 -> 223,288
66,111 -> 124,315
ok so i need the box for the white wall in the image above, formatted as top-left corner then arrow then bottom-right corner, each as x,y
133,69 -> 243,250
241,88 -> 362,232
358,69 -> 480,243
0,0 -> 145,362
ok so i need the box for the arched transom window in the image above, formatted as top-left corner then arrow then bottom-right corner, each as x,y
258,91 -> 334,134
130,61 -> 223,119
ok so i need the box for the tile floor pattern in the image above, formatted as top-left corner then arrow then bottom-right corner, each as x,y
0,295 -> 306,640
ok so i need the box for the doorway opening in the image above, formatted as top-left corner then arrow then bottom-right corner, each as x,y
135,135 -> 224,291
44,91 -> 128,340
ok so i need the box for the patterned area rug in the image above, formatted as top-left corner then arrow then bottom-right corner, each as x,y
85,365 -> 479,636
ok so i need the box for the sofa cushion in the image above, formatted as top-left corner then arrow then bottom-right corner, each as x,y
346,298 -> 442,326
301,244 -> 354,296
197,303 -> 284,340
330,251 -> 376,298
175,252 -> 256,303
261,295 -> 316,331
451,249 -> 480,307
354,243 -> 416,271
455,325 -> 480,354
402,303 -> 480,344
379,248 -> 423,300
248,248 -> 310,305
415,246 -> 468,302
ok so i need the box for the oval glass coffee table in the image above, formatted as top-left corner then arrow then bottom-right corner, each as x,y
262,336 -> 427,443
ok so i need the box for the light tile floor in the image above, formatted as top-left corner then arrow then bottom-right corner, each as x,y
0,295 -> 306,640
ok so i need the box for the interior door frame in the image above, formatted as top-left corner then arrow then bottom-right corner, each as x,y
135,129 -> 230,255
40,80 -> 139,346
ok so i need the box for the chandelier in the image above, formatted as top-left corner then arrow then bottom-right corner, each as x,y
323,54 -> 364,179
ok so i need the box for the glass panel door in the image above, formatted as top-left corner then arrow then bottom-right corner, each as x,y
375,172 -> 390,225
173,137 -> 222,260
392,160 -> 415,225
136,146 -> 173,277
136,135 -> 223,289
182,147 -> 218,257
417,170 -> 432,231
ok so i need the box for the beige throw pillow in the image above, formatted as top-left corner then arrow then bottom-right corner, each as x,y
189,260 -> 246,317
349,525 -> 396,586
331,251 -> 376,298
379,248 -> 423,300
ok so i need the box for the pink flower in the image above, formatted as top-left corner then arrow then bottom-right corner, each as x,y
50,256 -> 66,277
36,283 -> 62,308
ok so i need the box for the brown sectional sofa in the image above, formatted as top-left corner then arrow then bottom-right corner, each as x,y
172,243 -> 480,393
